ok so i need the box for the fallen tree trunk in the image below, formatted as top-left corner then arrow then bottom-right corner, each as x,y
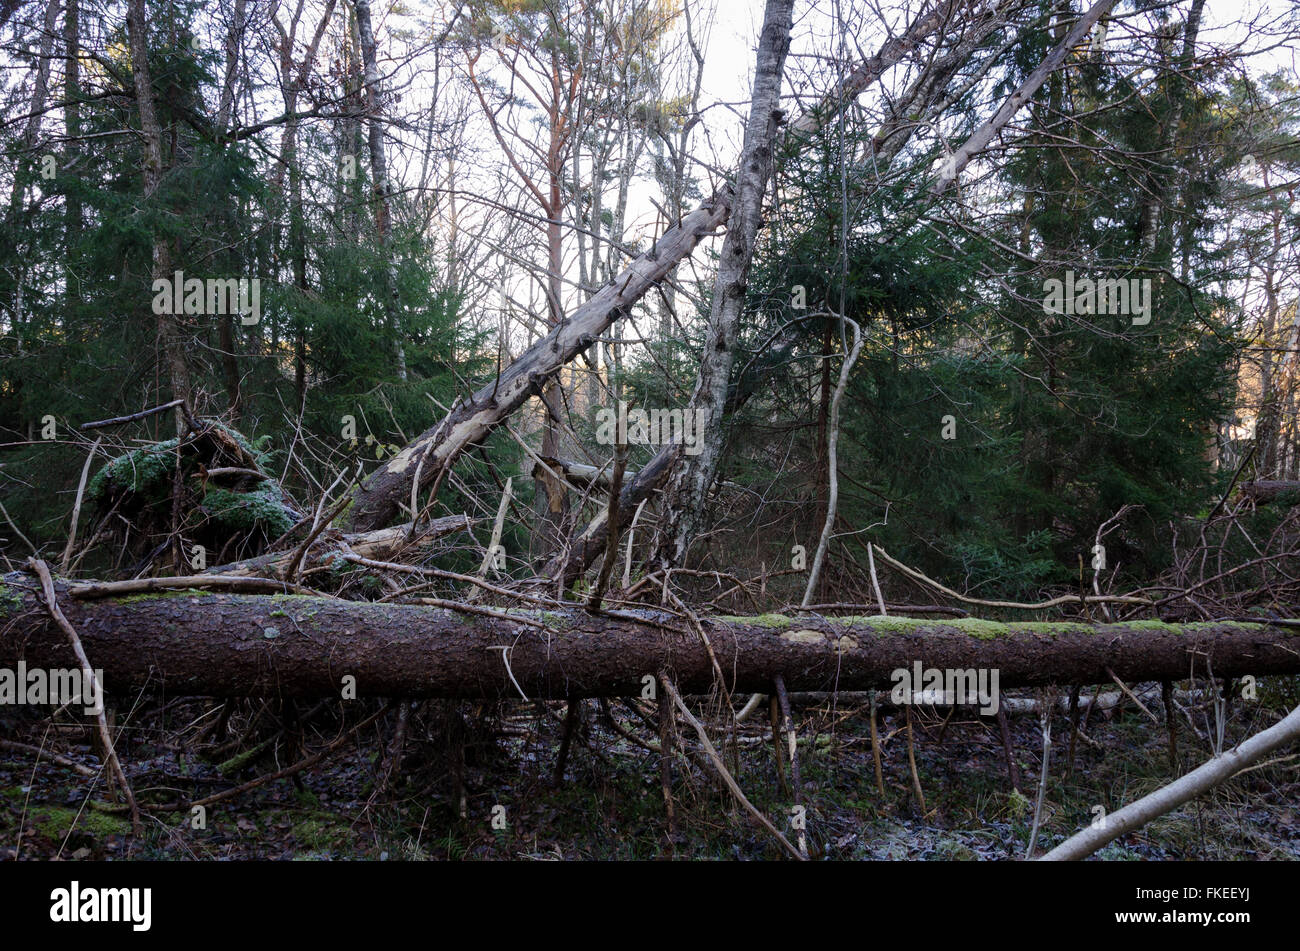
1040,698 -> 1300,861
2,574 -> 1296,699
932,0 -> 1118,194
345,2 -> 977,539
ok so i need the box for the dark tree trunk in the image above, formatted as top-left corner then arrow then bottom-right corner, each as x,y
3,574 -> 1295,700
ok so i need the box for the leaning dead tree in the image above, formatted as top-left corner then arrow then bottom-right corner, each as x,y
343,193 -> 731,533
3,575 -> 1296,699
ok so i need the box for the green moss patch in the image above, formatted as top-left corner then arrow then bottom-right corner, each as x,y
717,614 -> 793,628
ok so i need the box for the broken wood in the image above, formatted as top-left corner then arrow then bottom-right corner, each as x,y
207,515 -> 474,579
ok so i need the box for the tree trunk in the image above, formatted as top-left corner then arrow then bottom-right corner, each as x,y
353,0 -> 405,380
934,0 -> 1118,195
2,575 -> 1295,699
64,0 -> 81,295
347,0 -> 968,539
654,0 -> 796,570
126,0 -> 192,414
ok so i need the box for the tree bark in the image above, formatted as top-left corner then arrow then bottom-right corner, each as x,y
3,575 -> 1295,700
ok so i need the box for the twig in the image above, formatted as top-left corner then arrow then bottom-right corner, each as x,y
554,699 -> 581,784
1163,680 -> 1179,773
869,690 -> 887,798
905,705 -> 927,815
1105,666 -> 1158,722
659,586 -> 731,708
866,542 -> 888,616
191,703 -> 392,808
283,470 -> 353,584
1025,693 -> 1052,859
622,498 -> 648,589
588,441 -> 628,613
1066,684 -> 1081,780
0,739 -> 97,777
872,544 -> 1153,610
471,476 -> 512,599
79,398 -> 185,430
487,645 -> 530,699
413,598 -> 548,629
773,675 -> 808,858
0,500 -> 37,555
802,316 -> 862,607
659,691 -> 677,845
200,467 -> 268,481
796,602 -> 969,617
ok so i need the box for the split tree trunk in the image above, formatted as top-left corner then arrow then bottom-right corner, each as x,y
2,574 -> 1296,700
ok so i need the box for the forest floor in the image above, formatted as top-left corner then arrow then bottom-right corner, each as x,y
2,683 -> 1298,861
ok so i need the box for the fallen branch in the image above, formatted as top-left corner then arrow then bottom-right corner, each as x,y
345,193 -> 730,533
1040,700 -> 1300,861
872,544 -> 1153,610
69,575 -> 317,599
207,515 -> 474,579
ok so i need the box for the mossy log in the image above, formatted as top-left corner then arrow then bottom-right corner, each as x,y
2,574 -> 1297,699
